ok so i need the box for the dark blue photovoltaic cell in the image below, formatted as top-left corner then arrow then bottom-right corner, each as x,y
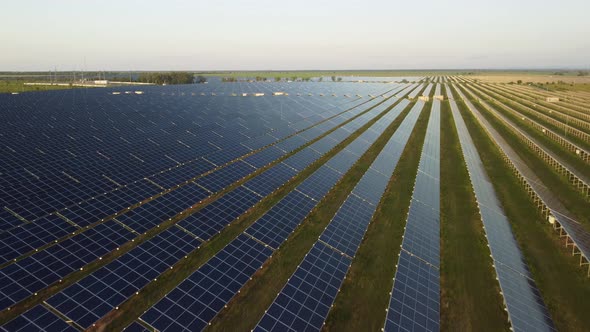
141,234 -> 272,331
243,146 -> 286,168
243,163 -> 297,197
242,134 -> 277,150
196,161 -> 256,193
275,135 -> 308,153
245,190 -> 317,249
319,194 -> 376,257
384,251 -> 439,332
151,159 -> 216,189
123,322 -> 150,332
308,135 -> 339,154
254,242 -> 351,332
116,184 -> 209,233
351,169 -> 388,205
177,186 -> 261,240
0,305 -> 78,332
0,220 -> 134,311
294,166 -> 342,201
0,210 -> 23,232
204,144 -> 252,166
325,149 -> 357,173
282,148 -> 321,171
46,227 -> 201,328
0,214 -> 77,264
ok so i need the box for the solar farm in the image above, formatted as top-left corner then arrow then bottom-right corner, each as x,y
0,76 -> 589,332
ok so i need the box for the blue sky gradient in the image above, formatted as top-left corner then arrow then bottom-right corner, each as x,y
1,0 -> 589,70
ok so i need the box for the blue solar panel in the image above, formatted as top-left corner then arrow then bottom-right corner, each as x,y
243,163 -> 297,197
46,227 -> 201,328
294,166 -> 342,201
243,146 -> 286,168
257,100 -> 424,331
177,186 -> 261,240
0,220 -> 134,311
282,148 -> 321,172
196,161 -> 256,193
384,251 -> 439,332
141,234 -> 272,331
0,305 -> 78,332
0,214 -> 77,264
449,95 -> 555,331
245,190 -> 317,249
255,242 -> 351,332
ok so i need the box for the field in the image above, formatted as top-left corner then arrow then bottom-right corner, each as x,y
0,75 -> 588,332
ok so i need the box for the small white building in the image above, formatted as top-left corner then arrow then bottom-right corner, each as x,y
418,96 -> 430,102
253,93 -> 265,97
433,95 -> 444,101
272,92 -> 286,96
94,80 -> 108,85
546,97 -> 560,102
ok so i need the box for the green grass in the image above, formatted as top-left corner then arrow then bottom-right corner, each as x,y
439,99 -> 509,331
459,98 -> 590,332
87,95 -> 408,331
321,103 -> 430,331
206,101 -> 418,332
0,80 -> 78,94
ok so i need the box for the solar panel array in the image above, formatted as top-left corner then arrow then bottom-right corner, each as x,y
0,88 -> 394,311
448,87 -> 555,332
138,95 -> 414,331
7,94 -> 397,329
0,77 -> 572,331
255,101 -> 425,332
384,100 -> 441,332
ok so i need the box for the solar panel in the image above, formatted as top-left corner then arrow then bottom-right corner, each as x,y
256,101 -> 424,331
384,251 -> 439,332
46,227 -> 201,328
0,305 -> 78,332
140,234 -> 272,332
449,93 -> 555,331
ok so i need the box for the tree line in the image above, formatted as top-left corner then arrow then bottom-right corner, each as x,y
137,72 -> 205,85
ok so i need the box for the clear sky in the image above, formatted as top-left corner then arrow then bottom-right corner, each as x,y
1,0 -> 589,71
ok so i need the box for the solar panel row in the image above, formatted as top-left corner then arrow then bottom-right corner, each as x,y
0,93 -> 384,264
449,87 -> 555,332
385,100 -> 441,332
1,87 -> 366,229
138,96 -> 410,331
0,91 -> 401,330
255,101 -> 424,332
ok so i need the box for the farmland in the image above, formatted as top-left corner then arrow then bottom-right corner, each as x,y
0,75 -> 588,332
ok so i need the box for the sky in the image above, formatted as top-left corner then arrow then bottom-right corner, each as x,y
1,0 -> 589,71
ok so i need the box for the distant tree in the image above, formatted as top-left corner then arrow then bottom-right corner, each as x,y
577,70 -> 589,76
318,77 -> 323,82
275,77 -> 281,82
517,80 -> 523,84
196,76 -> 207,84
291,76 -> 297,81
138,72 -> 195,85
331,76 -> 336,82
337,77 -> 342,82
401,79 -> 409,83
